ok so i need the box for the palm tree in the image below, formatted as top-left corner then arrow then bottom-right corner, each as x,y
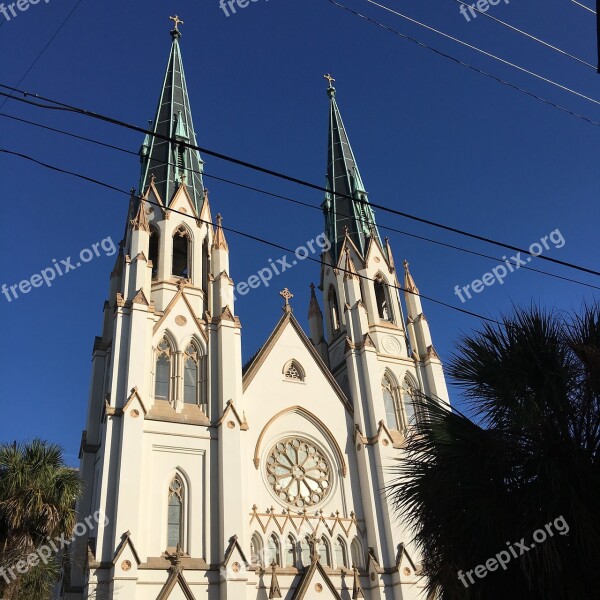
0,439 -> 82,600
389,304 -> 600,599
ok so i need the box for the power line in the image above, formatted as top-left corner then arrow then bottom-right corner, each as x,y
1,83 -> 599,279
0,0 -> 86,109
3,111 -> 599,292
359,0 -> 600,106
0,145 -> 505,326
570,0 -> 596,14
326,1 -> 600,129
452,0 -> 596,69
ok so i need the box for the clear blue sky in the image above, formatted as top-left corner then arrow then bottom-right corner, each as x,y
0,0 -> 598,464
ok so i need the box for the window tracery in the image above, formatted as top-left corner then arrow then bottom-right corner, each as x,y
266,438 -> 332,508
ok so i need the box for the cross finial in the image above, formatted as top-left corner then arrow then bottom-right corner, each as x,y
279,288 -> 293,312
324,74 -> 336,98
170,15 -> 184,30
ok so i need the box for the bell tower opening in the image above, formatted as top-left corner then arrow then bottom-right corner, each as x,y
172,225 -> 191,278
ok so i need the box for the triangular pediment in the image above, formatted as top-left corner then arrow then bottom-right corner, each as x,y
156,570 -> 197,600
217,400 -> 248,430
220,535 -> 250,581
336,236 -> 364,271
152,287 -> 207,342
132,288 -> 150,306
123,387 -> 148,416
364,233 -> 394,274
396,542 -> 419,575
143,179 -> 165,212
170,183 -> 199,219
290,560 -> 343,600
112,531 -> 141,567
242,311 -> 352,414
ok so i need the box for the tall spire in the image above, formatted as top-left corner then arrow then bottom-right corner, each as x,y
139,17 -> 204,212
322,75 -> 381,261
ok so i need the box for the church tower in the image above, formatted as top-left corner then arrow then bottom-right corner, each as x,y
314,77 -> 449,407
309,76 -> 450,588
64,20 -> 248,599
63,22 -> 450,600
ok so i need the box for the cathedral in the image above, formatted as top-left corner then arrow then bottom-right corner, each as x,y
62,19 -> 450,600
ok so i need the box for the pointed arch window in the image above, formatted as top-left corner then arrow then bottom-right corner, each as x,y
250,533 -> 264,566
300,537 -> 311,568
155,337 -> 173,401
334,537 -> 348,569
328,286 -> 341,335
285,534 -> 297,567
283,359 -> 305,382
374,275 -> 394,323
172,225 -> 191,279
183,342 -> 203,405
351,538 -> 364,569
402,376 -> 419,427
318,537 -> 331,566
382,374 -> 399,430
266,534 -> 281,566
167,475 -> 184,549
149,225 -> 159,280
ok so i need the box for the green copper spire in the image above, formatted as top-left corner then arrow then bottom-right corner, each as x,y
322,75 -> 381,261
139,18 -> 204,211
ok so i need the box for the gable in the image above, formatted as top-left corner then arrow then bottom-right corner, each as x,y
291,560 -> 343,600
169,183 -> 199,218
243,313 -> 351,414
153,287 -> 207,343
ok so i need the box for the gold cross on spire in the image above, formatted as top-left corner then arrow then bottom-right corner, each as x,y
169,15 -> 184,30
323,73 -> 335,88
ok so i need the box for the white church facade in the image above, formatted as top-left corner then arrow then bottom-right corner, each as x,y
61,20 -> 450,600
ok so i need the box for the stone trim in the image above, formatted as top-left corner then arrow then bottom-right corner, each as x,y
112,531 -> 141,566
152,286 -> 208,343
253,406 -> 347,477
216,400 -> 248,431
242,312 -> 352,414
250,506 -> 364,538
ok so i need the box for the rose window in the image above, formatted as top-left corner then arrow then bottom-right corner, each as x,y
266,438 -> 331,507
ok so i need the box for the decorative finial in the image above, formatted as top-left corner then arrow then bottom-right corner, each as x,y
213,214 -> 228,251
169,15 -> 184,39
403,260 -> 419,294
279,288 -> 293,312
352,564 -> 365,598
269,559 -> 282,598
324,73 -> 336,98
